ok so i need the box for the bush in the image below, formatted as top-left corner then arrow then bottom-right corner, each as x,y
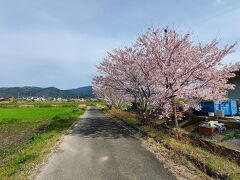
223,129 -> 240,140
78,104 -> 87,110
121,102 -> 133,111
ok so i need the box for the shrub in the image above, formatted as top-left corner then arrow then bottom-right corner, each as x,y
78,104 -> 87,110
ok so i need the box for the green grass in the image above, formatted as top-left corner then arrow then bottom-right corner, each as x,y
0,100 -> 100,108
0,102 -> 86,179
0,107 -> 76,122
223,129 -> 240,140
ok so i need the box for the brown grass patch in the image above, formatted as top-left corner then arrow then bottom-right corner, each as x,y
143,138 -> 211,180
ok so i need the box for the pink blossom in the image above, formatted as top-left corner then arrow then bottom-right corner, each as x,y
93,27 -> 240,126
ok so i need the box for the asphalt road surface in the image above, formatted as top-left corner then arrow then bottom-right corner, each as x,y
35,107 -> 175,180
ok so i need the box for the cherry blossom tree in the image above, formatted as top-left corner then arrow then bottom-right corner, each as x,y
94,47 -> 163,122
92,78 -> 126,109
93,27 -> 240,126
135,28 -> 239,126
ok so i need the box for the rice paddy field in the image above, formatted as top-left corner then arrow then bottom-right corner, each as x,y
0,101 -> 88,179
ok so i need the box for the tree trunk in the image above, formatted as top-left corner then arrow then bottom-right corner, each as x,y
139,111 -> 148,125
172,98 -> 178,128
140,116 -> 148,124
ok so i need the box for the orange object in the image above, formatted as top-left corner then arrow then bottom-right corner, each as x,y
198,126 -> 216,136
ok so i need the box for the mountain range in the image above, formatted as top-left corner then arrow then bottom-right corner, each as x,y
0,86 -> 93,98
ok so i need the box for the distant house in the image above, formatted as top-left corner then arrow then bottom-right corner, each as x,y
228,70 -> 240,99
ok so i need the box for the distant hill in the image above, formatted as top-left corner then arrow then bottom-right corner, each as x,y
0,86 -> 94,98
67,86 -> 93,96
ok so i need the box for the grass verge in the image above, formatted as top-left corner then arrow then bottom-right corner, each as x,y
107,109 -> 240,179
0,104 -> 85,179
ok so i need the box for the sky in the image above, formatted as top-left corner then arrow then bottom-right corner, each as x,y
0,0 -> 239,89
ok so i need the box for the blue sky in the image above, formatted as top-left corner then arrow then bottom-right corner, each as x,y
0,0 -> 239,89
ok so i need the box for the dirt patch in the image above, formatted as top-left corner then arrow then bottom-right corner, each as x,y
143,138 -> 211,180
0,122 -> 41,154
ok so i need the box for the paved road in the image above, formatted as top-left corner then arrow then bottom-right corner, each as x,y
35,107 -> 175,180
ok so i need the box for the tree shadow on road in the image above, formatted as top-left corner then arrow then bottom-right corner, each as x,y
68,117 -> 135,139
